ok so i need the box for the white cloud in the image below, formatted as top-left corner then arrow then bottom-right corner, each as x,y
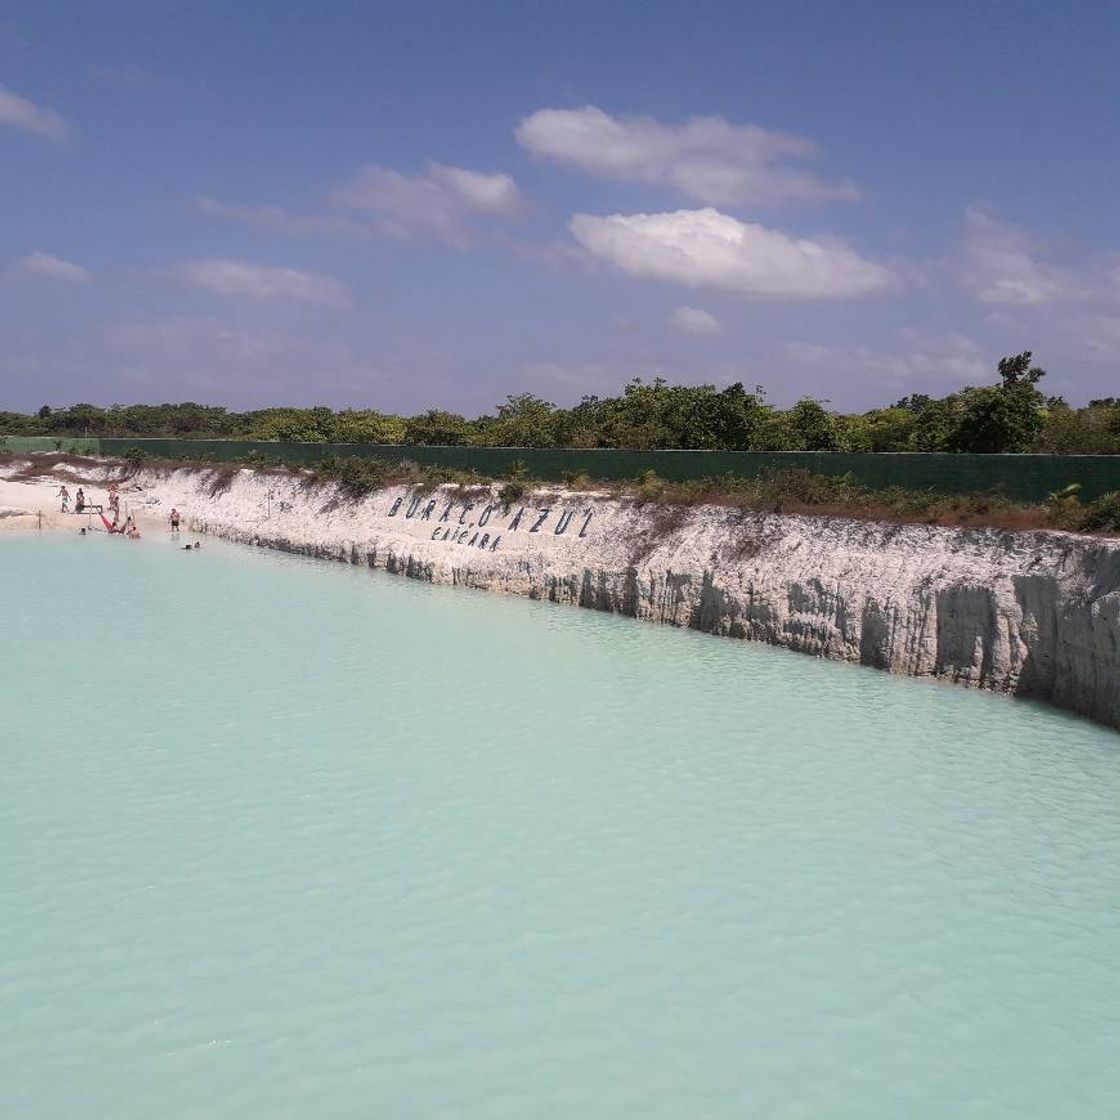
0,84 -> 68,142
570,207 -> 895,300
516,105 -> 858,206
19,251 -> 90,283
778,333 -> 988,385
963,207 -> 1075,306
427,164 -> 522,213
174,259 -> 349,307
331,161 -> 522,244
668,306 -> 721,335
105,319 -> 292,367
192,196 -> 365,236
102,318 -> 385,400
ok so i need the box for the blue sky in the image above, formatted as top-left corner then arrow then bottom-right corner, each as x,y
2,0 -> 1119,413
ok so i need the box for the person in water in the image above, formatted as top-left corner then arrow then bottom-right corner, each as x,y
169,508 -> 181,532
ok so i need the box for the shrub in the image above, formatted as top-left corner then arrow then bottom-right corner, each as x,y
497,479 -> 527,508
120,446 -> 147,474
308,456 -> 394,501
421,465 -> 477,487
1078,491 -> 1120,534
562,470 -> 593,489
633,468 -> 664,502
1044,483 -> 1082,529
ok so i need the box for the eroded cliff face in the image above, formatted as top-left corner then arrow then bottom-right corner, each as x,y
153,468 -> 1120,729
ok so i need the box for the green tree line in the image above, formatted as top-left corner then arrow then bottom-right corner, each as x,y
4,352 -> 1120,454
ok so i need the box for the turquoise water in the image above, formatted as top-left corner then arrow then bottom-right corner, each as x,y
2,535 -> 1119,1119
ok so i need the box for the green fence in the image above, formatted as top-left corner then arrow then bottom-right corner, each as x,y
2,435 -> 102,454
5,435 -> 1120,503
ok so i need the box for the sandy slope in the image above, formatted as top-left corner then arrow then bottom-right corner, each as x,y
0,471 -> 174,535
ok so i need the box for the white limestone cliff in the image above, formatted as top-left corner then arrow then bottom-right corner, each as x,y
171,469 -> 1120,731
4,459 -> 1117,728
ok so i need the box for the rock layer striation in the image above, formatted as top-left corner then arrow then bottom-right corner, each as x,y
164,468 -> 1120,730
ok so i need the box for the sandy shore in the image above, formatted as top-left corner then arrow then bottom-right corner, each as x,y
0,472 -> 177,536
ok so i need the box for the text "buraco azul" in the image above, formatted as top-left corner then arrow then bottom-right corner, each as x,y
387,494 -> 593,552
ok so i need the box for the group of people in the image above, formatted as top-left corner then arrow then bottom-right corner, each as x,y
57,483 -> 118,516
56,482 -> 186,542
57,484 -> 81,513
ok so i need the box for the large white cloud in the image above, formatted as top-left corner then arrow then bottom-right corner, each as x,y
19,251 -> 90,283
174,259 -> 349,307
517,105 -> 857,206
570,207 -> 895,300
331,161 -> 522,244
0,84 -> 68,142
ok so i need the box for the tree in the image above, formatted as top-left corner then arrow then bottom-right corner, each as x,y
488,394 -> 561,447
332,410 -> 407,444
865,407 -> 918,451
997,351 -> 1046,389
403,409 -> 475,446
948,386 -> 1045,453
787,398 -> 840,451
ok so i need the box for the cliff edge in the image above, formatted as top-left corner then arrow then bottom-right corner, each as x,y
163,468 -> 1120,730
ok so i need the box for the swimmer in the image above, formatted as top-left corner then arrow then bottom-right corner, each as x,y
79,526 -> 86,536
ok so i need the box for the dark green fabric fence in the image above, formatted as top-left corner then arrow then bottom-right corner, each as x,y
5,435 -> 1120,502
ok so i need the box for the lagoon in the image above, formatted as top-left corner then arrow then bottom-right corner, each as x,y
2,534 -> 1119,1118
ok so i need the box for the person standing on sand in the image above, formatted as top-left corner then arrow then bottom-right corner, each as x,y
57,485 -> 70,512
169,508 -> 181,532
75,487 -> 85,513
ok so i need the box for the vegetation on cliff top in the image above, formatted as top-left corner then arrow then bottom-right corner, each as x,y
5,449 -> 1120,535
5,352 -> 1120,455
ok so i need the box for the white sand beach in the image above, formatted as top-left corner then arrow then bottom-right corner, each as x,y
0,469 -> 171,536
